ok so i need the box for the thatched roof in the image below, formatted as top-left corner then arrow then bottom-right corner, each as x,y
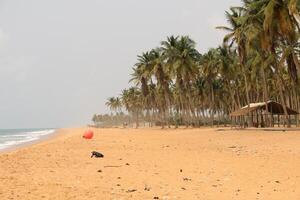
230,101 -> 299,116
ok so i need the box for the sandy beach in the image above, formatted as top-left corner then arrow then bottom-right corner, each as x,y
1,128 -> 300,200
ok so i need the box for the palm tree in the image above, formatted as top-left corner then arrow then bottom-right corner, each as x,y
200,48 -> 221,126
105,97 -> 116,113
217,7 -> 253,126
120,87 -> 143,128
161,36 -> 200,126
149,48 -> 171,128
105,97 -> 118,126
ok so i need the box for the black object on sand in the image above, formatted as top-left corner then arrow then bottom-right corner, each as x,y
91,151 -> 104,158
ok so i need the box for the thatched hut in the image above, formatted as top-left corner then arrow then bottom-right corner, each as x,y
230,100 -> 299,128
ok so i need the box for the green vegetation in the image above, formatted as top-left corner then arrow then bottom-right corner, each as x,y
93,0 -> 300,128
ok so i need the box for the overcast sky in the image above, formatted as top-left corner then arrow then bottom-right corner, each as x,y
0,0 -> 241,128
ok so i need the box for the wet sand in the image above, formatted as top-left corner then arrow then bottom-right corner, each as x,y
1,127 -> 300,199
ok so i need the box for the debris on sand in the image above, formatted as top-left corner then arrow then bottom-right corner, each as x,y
104,165 -> 122,168
126,189 -> 137,193
144,185 -> 151,191
91,151 -> 104,158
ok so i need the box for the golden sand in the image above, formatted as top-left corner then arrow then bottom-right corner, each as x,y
1,127 -> 300,199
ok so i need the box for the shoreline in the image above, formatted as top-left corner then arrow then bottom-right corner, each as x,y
0,129 -> 60,154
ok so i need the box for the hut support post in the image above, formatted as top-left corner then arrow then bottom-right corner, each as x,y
235,117 -> 237,128
260,110 -> 264,128
256,111 -> 259,128
242,116 -> 244,128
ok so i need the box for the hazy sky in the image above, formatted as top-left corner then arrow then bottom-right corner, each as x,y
0,0 -> 241,128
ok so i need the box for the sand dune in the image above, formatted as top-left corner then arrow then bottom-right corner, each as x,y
1,127 -> 300,199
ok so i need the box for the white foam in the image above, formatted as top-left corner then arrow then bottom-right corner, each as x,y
0,129 -> 55,150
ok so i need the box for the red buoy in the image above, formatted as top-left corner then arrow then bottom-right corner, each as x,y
83,130 -> 94,139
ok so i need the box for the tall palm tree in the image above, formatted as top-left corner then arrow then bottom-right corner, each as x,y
217,7 -> 253,126
201,48 -> 221,126
120,87 -> 143,128
161,36 -> 201,126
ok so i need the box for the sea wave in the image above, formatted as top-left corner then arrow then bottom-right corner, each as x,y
0,129 -> 55,150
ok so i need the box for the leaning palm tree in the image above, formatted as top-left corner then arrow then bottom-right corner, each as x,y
130,52 -> 153,97
217,7 -> 253,126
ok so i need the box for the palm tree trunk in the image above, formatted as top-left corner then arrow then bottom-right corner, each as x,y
276,74 -> 290,127
261,66 -> 270,126
161,110 -> 165,129
275,50 -> 290,127
242,69 -> 252,127
211,87 -> 215,127
135,111 -> 139,128
228,85 -> 238,111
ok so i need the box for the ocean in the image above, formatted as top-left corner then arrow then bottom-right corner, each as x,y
0,129 -> 56,151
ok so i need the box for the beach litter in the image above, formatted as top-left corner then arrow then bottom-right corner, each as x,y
83,130 -> 94,139
91,151 -> 104,158
144,185 -> 151,191
104,165 -> 122,168
126,189 -> 137,193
